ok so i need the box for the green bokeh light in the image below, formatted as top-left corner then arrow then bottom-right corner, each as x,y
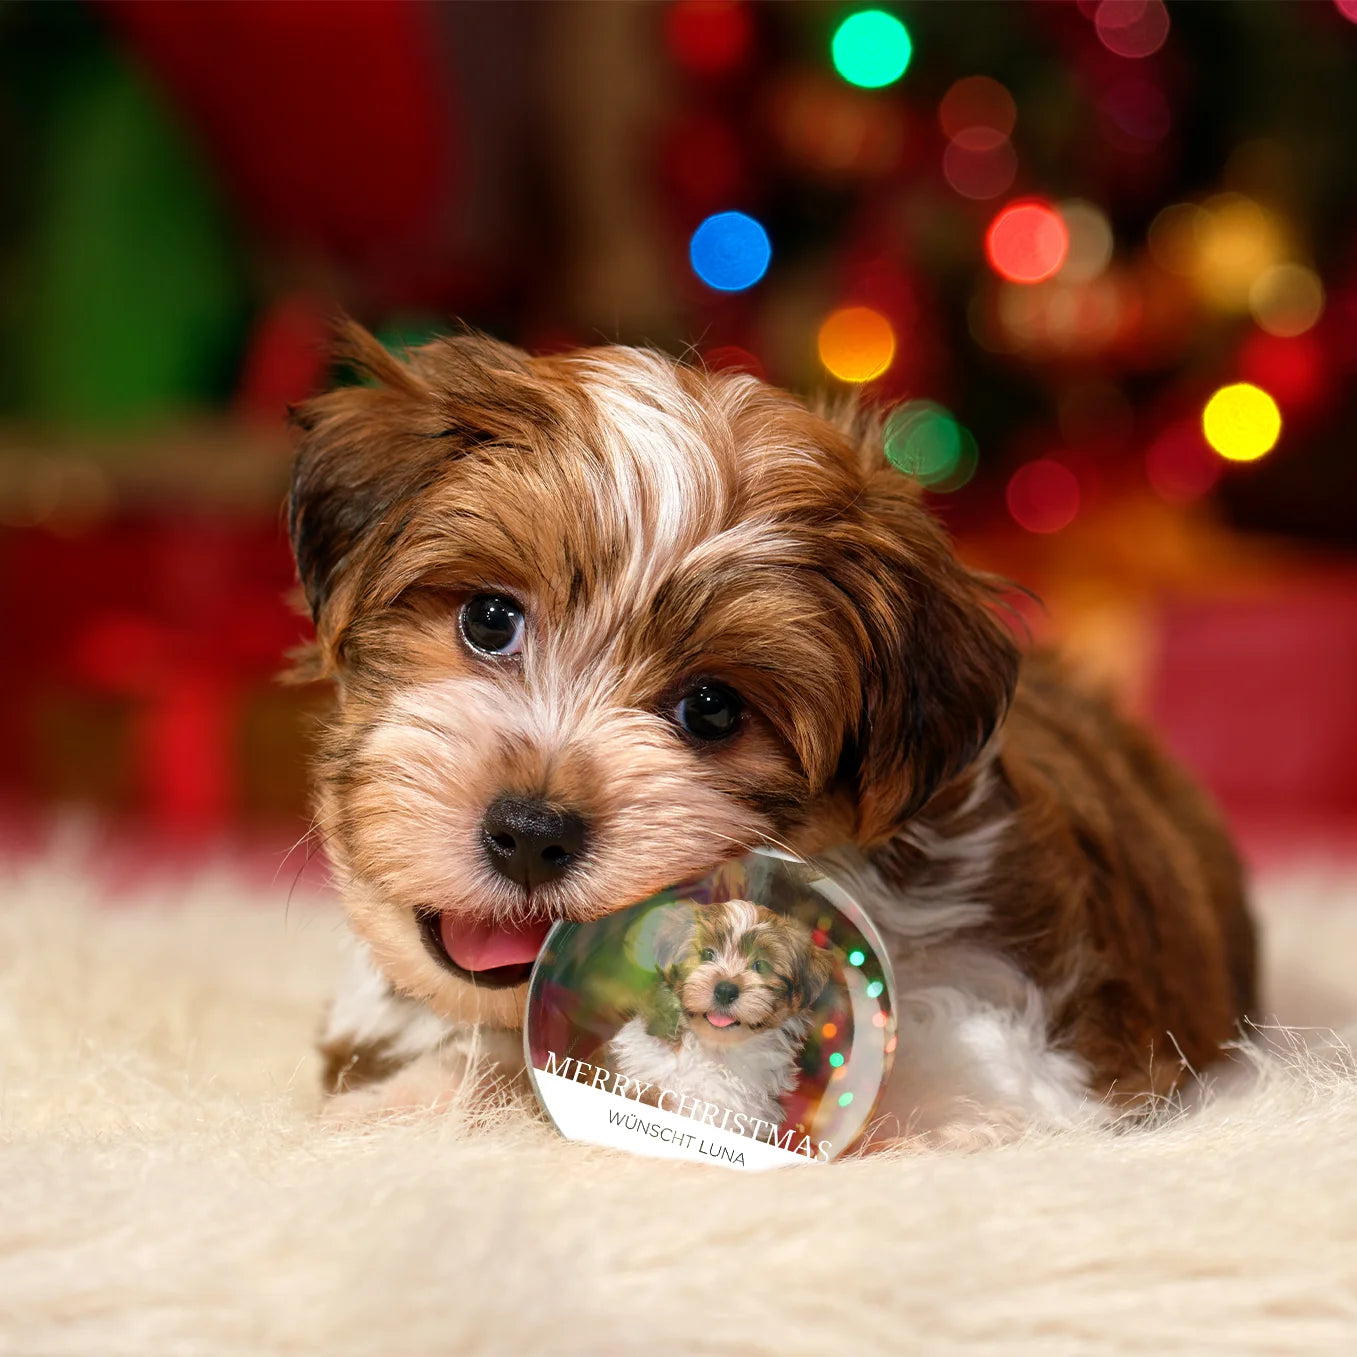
832,10 -> 912,89
848,948 -> 866,967
829,1051 -> 846,1068
866,979 -> 885,999
838,1091 -> 855,1107
885,401 -> 979,493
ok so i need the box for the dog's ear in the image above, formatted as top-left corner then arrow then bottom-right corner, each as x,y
829,459 -> 1021,843
799,940 -> 837,1010
650,904 -> 697,977
286,319 -> 535,661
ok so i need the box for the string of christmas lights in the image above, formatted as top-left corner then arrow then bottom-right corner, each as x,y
668,0 -> 1357,536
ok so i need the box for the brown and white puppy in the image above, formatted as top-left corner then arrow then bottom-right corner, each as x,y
297,322 -> 1256,1143
607,900 -> 835,1126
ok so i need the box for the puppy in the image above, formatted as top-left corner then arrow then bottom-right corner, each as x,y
295,322 -> 1256,1144
607,900 -> 835,1126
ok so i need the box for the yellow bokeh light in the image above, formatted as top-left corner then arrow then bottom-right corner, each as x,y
1249,262 -> 1325,337
1202,383 -> 1281,462
817,305 -> 896,382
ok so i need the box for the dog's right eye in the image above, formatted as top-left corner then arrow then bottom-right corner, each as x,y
674,683 -> 743,741
460,594 -> 525,655
700,947 -> 716,963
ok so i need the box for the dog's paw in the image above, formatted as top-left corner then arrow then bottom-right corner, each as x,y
319,1027 -> 530,1127
320,1050 -> 470,1125
860,1107 -> 1032,1155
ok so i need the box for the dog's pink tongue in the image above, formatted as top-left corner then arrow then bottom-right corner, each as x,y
706,1012 -> 737,1028
440,915 -> 550,972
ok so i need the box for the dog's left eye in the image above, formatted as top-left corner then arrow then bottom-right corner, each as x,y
751,958 -> 768,975
700,947 -> 716,963
460,594 -> 525,656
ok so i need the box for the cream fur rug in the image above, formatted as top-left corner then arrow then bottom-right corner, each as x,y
3,849 -> 1357,1356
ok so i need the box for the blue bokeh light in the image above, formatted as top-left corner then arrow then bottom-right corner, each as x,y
689,211 -> 772,292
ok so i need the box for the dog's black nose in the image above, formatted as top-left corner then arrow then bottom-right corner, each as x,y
712,980 -> 740,1005
481,795 -> 586,890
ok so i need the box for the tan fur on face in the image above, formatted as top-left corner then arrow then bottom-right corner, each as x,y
661,900 -> 834,1047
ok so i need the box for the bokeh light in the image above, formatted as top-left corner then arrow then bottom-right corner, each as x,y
847,949 -> 866,967
1148,201 -> 1207,275
1249,263 -> 1325,337
1006,459 -> 1081,533
665,0 -> 754,77
996,275 -> 1129,355
770,75 -> 906,179
1057,200 -> 1114,283
1238,331 -> 1325,412
1335,0 -> 1357,21
939,75 -> 1016,140
986,201 -> 1069,284
884,401 -> 979,492
688,210 -> 771,291
817,305 -> 895,381
866,979 -> 884,998
1145,422 -> 1223,504
703,344 -> 764,377
1094,0 -> 1170,59
1101,73 -> 1171,146
821,1021 -> 839,1038
828,1051 -> 845,1067
1202,383 -> 1282,462
943,128 -> 1017,200
831,10 -> 912,89
1193,194 -> 1286,311
838,1091 -> 855,1108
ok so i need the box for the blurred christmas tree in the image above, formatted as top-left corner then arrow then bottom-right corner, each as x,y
644,0 -> 1357,546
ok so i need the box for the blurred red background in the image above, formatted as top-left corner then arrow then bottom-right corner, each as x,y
2,0 -> 1355,872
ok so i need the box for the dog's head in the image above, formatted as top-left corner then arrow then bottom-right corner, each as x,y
653,900 -> 835,1047
288,322 -> 1018,1025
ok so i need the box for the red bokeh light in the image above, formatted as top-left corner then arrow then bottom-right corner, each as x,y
938,75 -> 1016,140
660,113 -> 745,212
943,128 -> 1017,200
1094,0 -> 1170,60
985,201 -> 1069,284
1238,330 -> 1327,413
664,0 -> 753,77
1145,421 -> 1223,504
703,344 -> 764,378
1006,459 -> 1081,533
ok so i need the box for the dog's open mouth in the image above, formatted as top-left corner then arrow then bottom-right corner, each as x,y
418,911 -> 551,990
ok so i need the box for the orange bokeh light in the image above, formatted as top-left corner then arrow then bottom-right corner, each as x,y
817,305 -> 896,382
986,201 -> 1070,284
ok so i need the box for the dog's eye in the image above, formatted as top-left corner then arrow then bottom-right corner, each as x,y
700,947 -> 716,963
751,958 -> 768,975
675,683 -> 742,740
460,594 -> 525,656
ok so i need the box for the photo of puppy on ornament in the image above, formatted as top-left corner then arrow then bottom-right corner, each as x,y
608,899 -> 835,1128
